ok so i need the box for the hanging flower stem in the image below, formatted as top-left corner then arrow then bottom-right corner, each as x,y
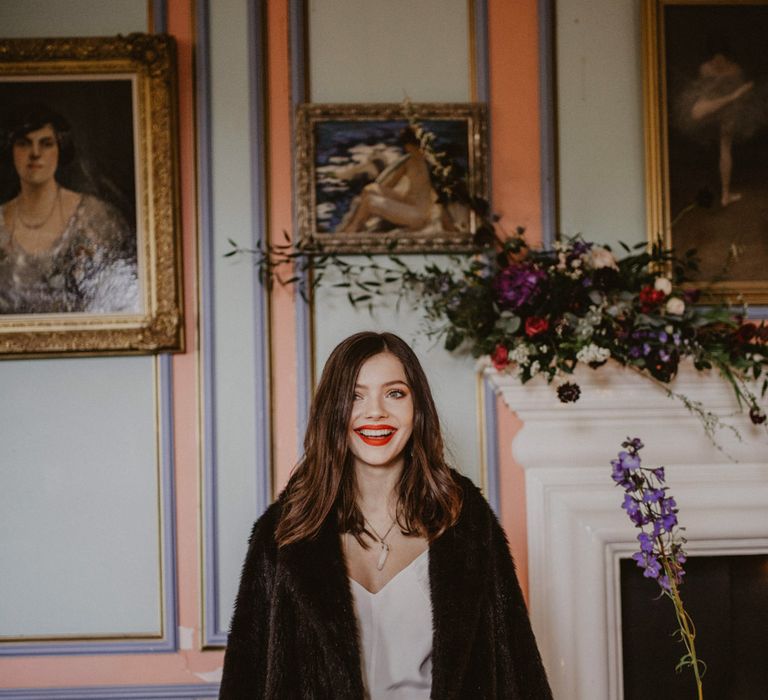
611,438 -> 705,697
660,546 -> 705,699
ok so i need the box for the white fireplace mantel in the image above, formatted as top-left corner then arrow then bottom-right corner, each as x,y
485,361 -> 768,700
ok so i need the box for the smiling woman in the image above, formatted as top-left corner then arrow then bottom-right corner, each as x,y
220,332 -> 553,699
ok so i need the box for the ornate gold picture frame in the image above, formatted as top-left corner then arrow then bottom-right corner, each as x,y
643,1 -> 768,305
296,102 -> 488,254
0,34 -> 183,356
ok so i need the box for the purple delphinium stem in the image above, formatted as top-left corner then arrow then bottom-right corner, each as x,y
612,438 -> 704,698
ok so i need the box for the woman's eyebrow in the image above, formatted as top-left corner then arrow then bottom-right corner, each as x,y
354,380 -> 410,389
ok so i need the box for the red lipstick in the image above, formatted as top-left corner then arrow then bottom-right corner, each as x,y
354,424 -> 397,446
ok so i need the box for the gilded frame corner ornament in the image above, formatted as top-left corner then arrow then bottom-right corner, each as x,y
643,0 -> 768,305
296,102 -> 488,254
0,34 -> 184,356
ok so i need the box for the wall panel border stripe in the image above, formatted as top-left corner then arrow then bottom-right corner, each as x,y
197,0 -> 272,647
0,357 -> 178,656
0,683 -> 218,699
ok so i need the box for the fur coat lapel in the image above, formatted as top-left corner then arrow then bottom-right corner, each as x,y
219,474 -> 553,699
277,491 -> 489,699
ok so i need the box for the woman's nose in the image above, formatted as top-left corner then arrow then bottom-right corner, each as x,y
364,395 -> 387,418
29,143 -> 41,158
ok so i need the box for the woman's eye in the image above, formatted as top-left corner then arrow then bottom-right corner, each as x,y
388,389 -> 406,398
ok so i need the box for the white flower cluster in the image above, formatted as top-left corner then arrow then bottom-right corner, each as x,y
575,304 -> 604,340
576,343 -> 611,364
509,343 -> 533,366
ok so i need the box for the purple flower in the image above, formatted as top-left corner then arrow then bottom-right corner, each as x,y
612,439 -> 688,591
632,551 -> 662,579
643,488 -> 665,504
494,263 -> 546,310
571,240 -> 592,257
622,493 -> 640,515
638,532 -> 654,554
616,450 -> 641,470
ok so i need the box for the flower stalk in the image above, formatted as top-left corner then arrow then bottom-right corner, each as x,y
612,438 -> 705,698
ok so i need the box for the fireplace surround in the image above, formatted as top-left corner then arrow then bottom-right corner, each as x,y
487,361 -> 768,700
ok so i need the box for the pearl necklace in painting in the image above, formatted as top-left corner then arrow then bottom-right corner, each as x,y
363,516 -> 398,570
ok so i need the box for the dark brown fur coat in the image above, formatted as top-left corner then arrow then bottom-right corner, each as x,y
219,474 -> 552,699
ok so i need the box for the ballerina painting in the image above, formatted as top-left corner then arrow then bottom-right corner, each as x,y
645,1 -> 768,303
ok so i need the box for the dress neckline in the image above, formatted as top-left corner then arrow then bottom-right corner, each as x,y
349,548 -> 428,597
3,194 -> 85,259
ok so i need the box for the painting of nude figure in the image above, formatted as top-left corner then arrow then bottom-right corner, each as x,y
296,103 -> 487,253
644,1 -> 768,304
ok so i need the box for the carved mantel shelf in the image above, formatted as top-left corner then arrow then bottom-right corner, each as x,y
484,359 -> 765,467
483,360 -> 768,700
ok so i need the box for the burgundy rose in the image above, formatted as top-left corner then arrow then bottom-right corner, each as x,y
735,322 -> 757,344
639,285 -> 666,313
525,316 -> 549,338
557,382 -> 581,403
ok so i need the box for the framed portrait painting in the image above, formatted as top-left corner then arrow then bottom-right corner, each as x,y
643,0 -> 768,304
296,103 -> 488,254
0,34 -> 183,356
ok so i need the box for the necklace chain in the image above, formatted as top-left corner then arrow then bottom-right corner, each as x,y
362,515 -> 397,571
363,515 -> 397,544
16,186 -> 60,230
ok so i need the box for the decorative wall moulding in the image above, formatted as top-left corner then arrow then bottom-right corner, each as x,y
0,683 -> 219,699
0,34 -> 184,356
0,357 -> 178,656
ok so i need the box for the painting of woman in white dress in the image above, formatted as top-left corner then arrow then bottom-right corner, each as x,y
0,84 -> 140,315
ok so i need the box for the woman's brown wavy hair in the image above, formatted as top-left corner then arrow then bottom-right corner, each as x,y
275,331 -> 463,547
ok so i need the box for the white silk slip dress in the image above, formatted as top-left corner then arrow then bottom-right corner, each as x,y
349,549 -> 433,700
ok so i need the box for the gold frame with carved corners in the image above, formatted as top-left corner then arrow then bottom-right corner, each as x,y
296,102 -> 488,254
0,34 -> 183,356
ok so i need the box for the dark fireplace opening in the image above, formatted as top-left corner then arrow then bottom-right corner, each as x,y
621,553 -> 768,699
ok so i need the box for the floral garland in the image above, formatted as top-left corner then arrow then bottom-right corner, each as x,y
236,224 -> 767,443
421,229 -> 768,435
232,111 -> 767,443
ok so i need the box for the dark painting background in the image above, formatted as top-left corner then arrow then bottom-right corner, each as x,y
664,4 -> 768,283
0,78 -> 137,231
